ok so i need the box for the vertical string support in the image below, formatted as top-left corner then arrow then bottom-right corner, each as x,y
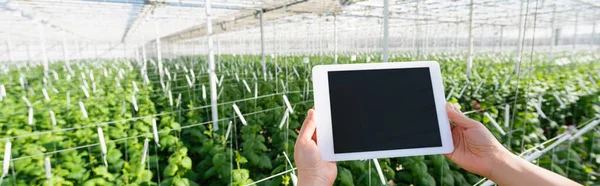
571,11 -> 579,62
382,0 -> 389,62
515,0 -> 525,74
154,20 -> 164,79
62,32 -> 70,67
549,5 -> 557,62
466,0 -> 474,78
499,26 -> 504,52
38,23 -> 49,77
260,9 -> 266,80
206,0 -> 219,131
5,40 -> 13,63
454,21 -> 459,52
333,14 -> 338,64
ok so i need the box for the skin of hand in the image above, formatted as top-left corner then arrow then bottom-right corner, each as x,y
444,102 -> 508,178
294,103 -> 581,186
294,109 -> 337,186
445,102 -> 581,186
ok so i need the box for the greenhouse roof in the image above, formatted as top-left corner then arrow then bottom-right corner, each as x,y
0,0 -> 598,52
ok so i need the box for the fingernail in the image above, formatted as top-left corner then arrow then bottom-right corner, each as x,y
446,103 -> 456,112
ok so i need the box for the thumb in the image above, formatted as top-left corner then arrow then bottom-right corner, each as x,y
446,102 -> 482,129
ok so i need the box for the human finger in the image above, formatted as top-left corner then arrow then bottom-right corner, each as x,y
298,109 -> 316,141
446,102 -> 481,129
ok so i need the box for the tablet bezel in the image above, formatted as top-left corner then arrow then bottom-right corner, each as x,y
312,61 -> 453,161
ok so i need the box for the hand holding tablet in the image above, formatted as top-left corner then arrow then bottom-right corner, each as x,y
295,61 -> 580,186
311,61 -> 453,161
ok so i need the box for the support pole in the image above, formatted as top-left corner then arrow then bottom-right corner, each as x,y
499,26 -> 504,52
454,22 -> 459,52
549,5 -> 556,61
260,10 -> 266,80
155,20 -> 163,79
424,20 -> 429,59
27,42 -> 32,62
382,0 -> 389,62
62,32 -> 70,66
571,12 -> 579,62
334,14 -> 338,64
5,40 -> 13,63
38,23 -> 49,77
592,21 -> 597,46
466,0 -> 474,78
515,0 -> 525,74
206,0 -> 219,131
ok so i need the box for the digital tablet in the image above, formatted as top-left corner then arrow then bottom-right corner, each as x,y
312,61 -> 453,161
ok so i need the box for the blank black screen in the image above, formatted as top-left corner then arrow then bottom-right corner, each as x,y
328,67 -> 442,154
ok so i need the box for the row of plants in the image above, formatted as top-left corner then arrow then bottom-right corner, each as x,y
0,52 -> 598,185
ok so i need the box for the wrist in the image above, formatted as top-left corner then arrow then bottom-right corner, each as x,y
298,170 -> 333,186
488,150 -> 526,183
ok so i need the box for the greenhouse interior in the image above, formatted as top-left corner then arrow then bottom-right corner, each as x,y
0,0 -> 600,185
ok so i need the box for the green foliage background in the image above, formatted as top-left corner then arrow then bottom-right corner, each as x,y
0,52 -> 599,185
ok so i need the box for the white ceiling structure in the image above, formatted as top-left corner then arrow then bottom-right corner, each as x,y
0,0 -> 599,61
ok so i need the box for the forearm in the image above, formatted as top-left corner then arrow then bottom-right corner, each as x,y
489,151 -> 581,186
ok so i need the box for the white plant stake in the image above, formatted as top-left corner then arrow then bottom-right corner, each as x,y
232,103 -> 247,125
223,121 -> 232,146
533,96 -> 548,119
242,79 -> 252,93
79,101 -> 88,119
49,110 -> 56,126
484,112 -> 506,135
218,75 -> 224,87
504,104 -> 510,128
254,82 -> 258,99
152,118 -> 160,147
0,84 -> 5,101
141,138 -> 149,168
202,85 -> 207,101
132,81 -> 139,93
20,76 -> 25,91
21,96 -> 32,107
280,79 -> 287,92
457,84 -> 468,98
292,67 -> 300,78
168,90 -> 173,106
552,92 -> 565,107
2,140 -> 11,178
132,94 -> 139,112
446,87 -> 455,101
235,73 -> 240,82
66,92 -> 70,108
282,95 -> 294,114
373,159 -> 387,185
279,109 -> 290,129
176,94 -> 182,108
42,88 -> 50,102
52,71 -> 59,81
44,157 -> 51,179
185,75 -> 193,88
97,126 -> 108,167
165,68 -> 172,80
81,85 -> 90,98
28,107 -> 34,125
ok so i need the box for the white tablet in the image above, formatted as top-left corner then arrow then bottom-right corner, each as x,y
312,61 -> 453,161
